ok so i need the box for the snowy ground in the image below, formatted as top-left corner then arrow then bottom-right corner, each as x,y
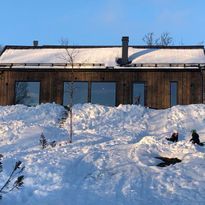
0,103 -> 205,205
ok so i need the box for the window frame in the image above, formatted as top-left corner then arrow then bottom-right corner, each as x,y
62,81 -> 89,106
170,81 -> 178,107
91,81 -> 117,106
132,81 -> 146,106
14,80 -> 41,106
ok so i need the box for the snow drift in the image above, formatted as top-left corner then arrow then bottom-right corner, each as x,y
0,103 -> 205,205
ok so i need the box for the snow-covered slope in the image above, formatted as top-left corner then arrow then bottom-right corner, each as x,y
0,103 -> 205,205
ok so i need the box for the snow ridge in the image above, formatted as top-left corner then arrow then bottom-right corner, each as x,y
0,103 -> 205,205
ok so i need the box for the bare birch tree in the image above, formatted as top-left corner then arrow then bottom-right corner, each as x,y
59,39 -> 79,143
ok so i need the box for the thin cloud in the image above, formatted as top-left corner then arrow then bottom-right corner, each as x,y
98,0 -> 124,25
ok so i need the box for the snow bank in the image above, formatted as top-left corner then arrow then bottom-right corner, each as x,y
0,103 -> 205,205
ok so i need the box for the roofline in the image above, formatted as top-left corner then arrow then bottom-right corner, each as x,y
0,46 -> 5,56
2,45 -> 205,50
0,63 -> 204,69
0,68 -> 203,72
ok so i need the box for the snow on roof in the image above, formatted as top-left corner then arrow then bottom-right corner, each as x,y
129,47 -> 205,64
0,46 -> 205,68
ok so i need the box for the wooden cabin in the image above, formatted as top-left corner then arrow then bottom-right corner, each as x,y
0,37 -> 205,109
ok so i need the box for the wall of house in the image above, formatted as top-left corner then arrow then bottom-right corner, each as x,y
0,68 -> 202,109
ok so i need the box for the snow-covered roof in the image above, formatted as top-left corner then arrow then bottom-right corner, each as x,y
0,45 -> 205,68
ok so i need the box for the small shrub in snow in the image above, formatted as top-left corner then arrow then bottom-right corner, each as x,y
40,133 -> 57,149
39,133 -> 48,149
0,155 -> 25,199
50,141 -> 57,148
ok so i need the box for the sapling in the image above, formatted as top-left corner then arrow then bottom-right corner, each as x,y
0,155 -> 25,199
0,154 -> 3,173
39,133 -> 47,149
59,39 -> 79,143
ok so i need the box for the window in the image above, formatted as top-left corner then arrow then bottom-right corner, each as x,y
133,83 -> 145,106
170,82 -> 178,106
15,81 -> 40,106
91,82 -> 116,106
63,82 -> 88,106
191,83 -> 195,98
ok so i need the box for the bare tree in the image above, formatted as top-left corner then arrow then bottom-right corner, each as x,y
143,32 -> 173,46
155,32 -> 173,46
197,40 -> 204,45
59,38 -> 69,46
142,32 -> 155,46
59,39 -> 79,143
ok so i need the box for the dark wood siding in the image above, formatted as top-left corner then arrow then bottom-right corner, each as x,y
0,68 -> 203,109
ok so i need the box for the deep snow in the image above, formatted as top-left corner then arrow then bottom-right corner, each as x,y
0,103 -> 205,205
1,47 -> 205,66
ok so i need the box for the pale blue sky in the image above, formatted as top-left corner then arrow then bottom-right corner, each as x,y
0,0 -> 205,46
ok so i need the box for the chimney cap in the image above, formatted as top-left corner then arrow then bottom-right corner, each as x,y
122,36 -> 129,42
33,40 -> 38,47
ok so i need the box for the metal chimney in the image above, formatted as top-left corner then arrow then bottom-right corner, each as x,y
33,40 -> 38,47
121,36 -> 129,65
